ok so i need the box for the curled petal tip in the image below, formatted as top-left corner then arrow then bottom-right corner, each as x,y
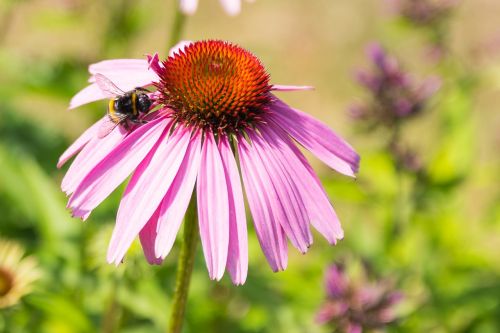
231,276 -> 247,286
209,273 -> 224,281
271,263 -> 288,273
328,234 -> 344,246
69,206 -> 91,221
105,251 -> 114,264
346,156 -> 361,178
147,53 -> 159,66
151,256 -> 163,265
338,229 -> 345,240
168,41 -> 194,58
147,53 -> 162,74
68,101 -> 78,110
106,252 -> 122,266
298,242 -> 311,254
346,170 -> 358,179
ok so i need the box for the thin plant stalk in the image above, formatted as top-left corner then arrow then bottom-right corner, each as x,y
168,196 -> 199,333
388,122 -> 407,243
169,2 -> 188,50
101,274 -> 123,333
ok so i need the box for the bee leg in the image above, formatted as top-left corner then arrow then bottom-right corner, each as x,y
122,121 -> 130,131
131,118 -> 148,125
135,87 -> 150,92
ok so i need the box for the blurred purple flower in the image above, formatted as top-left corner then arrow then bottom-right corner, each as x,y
325,265 -> 349,299
388,0 -> 459,26
317,264 -> 403,333
351,43 -> 441,126
390,142 -> 424,172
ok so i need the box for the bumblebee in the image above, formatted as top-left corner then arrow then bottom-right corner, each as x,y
94,73 -> 152,138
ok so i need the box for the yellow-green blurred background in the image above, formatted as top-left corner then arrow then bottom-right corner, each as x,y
0,0 -> 499,332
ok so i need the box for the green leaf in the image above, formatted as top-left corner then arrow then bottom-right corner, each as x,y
0,145 -> 78,259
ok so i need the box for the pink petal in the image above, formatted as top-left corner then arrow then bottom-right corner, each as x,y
197,131 -> 230,281
70,58 -> 159,109
61,124 -> 126,195
155,131 -> 202,260
147,53 -> 162,74
68,116 -> 170,219
219,135 -> 248,285
88,59 -> 158,86
264,123 -> 344,243
271,85 -> 314,92
219,0 -> 241,16
57,117 -> 105,168
179,0 -> 198,15
237,136 -> 288,272
107,125 -> 192,265
268,97 -> 360,177
247,130 -> 312,253
168,41 -> 193,58
139,207 -> 163,265
91,74 -> 156,93
69,84 -> 108,109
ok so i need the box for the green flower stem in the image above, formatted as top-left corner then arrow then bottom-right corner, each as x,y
101,275 -> 122,333
168,196 -> 198,333
388,122 -> 406,244
169,2 -> 188,50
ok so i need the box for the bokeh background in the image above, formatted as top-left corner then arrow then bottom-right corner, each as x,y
0,0 -> 499,332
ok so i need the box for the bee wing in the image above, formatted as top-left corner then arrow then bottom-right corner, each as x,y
97,115 -> 127,139
94,73 -> 126,97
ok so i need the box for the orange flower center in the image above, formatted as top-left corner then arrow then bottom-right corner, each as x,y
156,40 -> 272,132
0,267 -> 13,297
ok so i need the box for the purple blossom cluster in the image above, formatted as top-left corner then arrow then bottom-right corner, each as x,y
317,264 -> 403,333
389,0 -> 459,26
390,142 -> 423,172
350,43 -> 440,127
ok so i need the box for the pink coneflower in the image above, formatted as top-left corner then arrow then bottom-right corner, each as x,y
60,40 -> 360,285
179,0 -> 254,16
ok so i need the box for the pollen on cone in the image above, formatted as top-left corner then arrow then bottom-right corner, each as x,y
156,40 -> 271,132
61,40 -> 360,283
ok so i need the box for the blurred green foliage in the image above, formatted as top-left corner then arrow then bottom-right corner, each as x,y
0,0 -> 499,332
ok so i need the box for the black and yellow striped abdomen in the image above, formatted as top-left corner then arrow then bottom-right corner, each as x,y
107,92 -> 141,123
108,99 -> 122,123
